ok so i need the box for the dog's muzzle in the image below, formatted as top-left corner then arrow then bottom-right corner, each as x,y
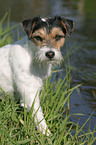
45,51 -> 55,60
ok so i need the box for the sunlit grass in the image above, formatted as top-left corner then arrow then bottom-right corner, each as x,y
0,77 -> 96,144
0,13 -> 96,145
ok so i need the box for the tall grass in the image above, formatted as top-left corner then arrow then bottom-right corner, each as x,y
0,12 -> 17,47
0,13 -> 96,145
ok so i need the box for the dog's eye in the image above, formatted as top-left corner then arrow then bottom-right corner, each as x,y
55,35 -> 64,41
34,36 -> 43,42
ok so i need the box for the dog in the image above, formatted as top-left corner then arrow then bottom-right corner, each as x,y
0,16 -> 74,135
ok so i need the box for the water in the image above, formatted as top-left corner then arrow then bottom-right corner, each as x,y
0,0 -> 96,131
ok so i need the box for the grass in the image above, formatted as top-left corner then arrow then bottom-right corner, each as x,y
0,13 -> 96,145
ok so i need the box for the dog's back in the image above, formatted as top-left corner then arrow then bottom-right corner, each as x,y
0,37 -> 29,93
0,44 -> 13,92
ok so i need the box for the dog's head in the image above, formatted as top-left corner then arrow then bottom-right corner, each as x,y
21,16 -> 74,64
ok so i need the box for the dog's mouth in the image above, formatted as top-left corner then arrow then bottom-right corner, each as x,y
47,58 -> 55,63
48,58 -> 54,61
45,50 -> 63,64
34,49 -> 63,65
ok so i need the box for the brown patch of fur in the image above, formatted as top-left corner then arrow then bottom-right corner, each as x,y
31,27 -> 65,50
49,27 -> 65,50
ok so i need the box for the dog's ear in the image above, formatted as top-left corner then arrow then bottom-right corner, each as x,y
21,19 -> 35,38
61,18 -> 74,37
21,17 -> 41,38
21,19 -> 33,37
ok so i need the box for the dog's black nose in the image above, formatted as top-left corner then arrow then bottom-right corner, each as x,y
45,51 -> 55,59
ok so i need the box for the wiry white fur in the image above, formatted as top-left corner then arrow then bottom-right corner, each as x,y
0,36 -> 63,135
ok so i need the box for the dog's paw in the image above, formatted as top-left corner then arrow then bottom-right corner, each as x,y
38,120 -> 51,136
41,128 -> 51,136
46,129 -> 51,136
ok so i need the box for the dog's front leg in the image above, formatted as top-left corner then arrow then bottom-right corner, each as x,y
33,91 -> 51,135
21,87 -> 50,135
14,73 -> 50,135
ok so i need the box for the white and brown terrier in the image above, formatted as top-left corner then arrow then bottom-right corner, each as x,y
0,16 -> 74,135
